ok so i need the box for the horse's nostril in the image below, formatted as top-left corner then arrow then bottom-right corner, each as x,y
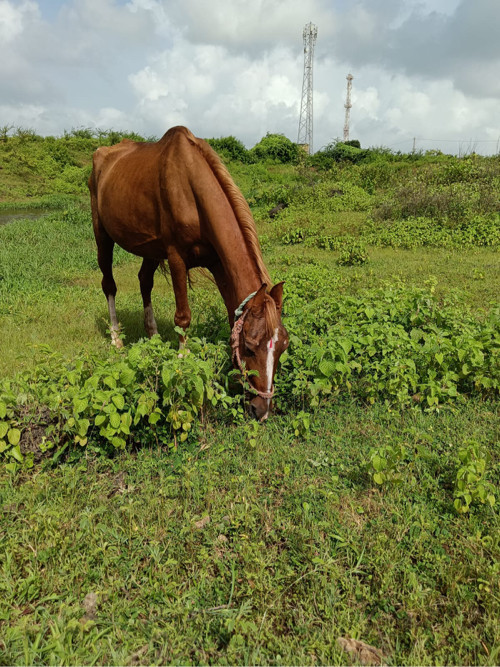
249,403 -> 258,420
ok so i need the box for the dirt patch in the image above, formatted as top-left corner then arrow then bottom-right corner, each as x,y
18,405 -> 58,463
337,637 -> 386,666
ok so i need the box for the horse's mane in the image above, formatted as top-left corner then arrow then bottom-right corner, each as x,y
260,298 -> 280,338
194,137 -> 272,287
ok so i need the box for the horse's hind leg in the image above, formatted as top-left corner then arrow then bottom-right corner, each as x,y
95,227 -> 123,348
138,258 -> 160,337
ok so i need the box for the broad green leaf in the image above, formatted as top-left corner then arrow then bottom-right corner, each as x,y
77,419 -> 90,437
112,394 -> 125,410
109,413 -> 120,430
9,444 -> 23,462
119,368 -> 135,386
338,338 -> 353,355
73,398 -> 88,415
8,428 -> 21,446
149,412 -> 161,425
104,375 -> 117,389
318,360 -> 335,378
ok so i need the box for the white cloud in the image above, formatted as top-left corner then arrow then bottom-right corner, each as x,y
0,0 -> 39,43
0,0 -> 498,154
128,41 -> 303,144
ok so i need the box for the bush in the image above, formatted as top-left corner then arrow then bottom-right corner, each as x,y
310,141 -> 369,168
373,179 -> 500,224
362,214 -> 500,249
0,334 -> 238,471
279,270 -> 499,409
206,136 -> 250,162
337,240 -> 369,266
250,133 -> 300,164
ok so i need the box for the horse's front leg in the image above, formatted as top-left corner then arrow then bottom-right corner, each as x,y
167,250 -> 191,347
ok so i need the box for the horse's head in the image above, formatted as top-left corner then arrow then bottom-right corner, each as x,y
231,283 -> 289,421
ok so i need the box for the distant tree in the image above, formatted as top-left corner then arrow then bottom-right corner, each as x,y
64,127 -> 96,140
0,124 -> 13,142
15,127 -> 41,142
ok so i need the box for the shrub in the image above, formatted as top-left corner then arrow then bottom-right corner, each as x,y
310,141 -> 368,168
453,442 -> 496,513
0,335 -> 239,471
250,133 -> 300,164
338,240 -> 369,266
278,271 -> 499,409
206,136 -> 250,162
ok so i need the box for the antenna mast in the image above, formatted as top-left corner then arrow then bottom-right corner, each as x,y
297,22 -> 318,154
343,73 -> 353,142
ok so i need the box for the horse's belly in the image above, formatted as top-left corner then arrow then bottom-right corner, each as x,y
99,189 -> 169,259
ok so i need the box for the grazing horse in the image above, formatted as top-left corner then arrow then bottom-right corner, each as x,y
88,126 -> 289,420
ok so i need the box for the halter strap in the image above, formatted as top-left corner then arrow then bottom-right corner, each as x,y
234,291 -> 257,321
230,297 -> 275,400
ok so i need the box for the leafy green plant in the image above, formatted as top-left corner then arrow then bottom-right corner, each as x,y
206,136 -> 250,162
0,389 -> 23,472
283,228 -> 306,245
368,443 -> 408,486
291,410 -> 311,439
250,133 -> 300,164
0,334 -> 242,469
279,272 -> 499,409
338,240 -> 369,266
453,442 -> 496,513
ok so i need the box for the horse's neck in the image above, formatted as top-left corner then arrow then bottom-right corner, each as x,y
209,244 -> 263,324
198,189 -> 266,321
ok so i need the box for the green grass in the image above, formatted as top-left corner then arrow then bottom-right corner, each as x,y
1,401 -> 498,665
1,207 -> 498,377
0,139 -> 499,665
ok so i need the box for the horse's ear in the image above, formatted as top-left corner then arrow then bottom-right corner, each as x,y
250,283 -> 268,311
269,282 -> 284,314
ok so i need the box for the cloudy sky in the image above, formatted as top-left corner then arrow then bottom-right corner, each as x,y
1,0 -> 499,154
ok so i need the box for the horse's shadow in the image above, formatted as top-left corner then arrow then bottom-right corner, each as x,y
95,305 -> 230,347
95,308 -> 177,346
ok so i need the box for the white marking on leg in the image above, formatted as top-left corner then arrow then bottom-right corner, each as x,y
144,303 -> 158,337
107,295 -> 123,348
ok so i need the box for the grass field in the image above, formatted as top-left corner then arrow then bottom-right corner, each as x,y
0,132 -> 499,665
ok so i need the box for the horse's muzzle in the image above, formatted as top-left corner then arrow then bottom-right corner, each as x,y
249,395 -> 271,422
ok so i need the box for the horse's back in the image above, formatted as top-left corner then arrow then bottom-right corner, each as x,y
89,126 -> 236,262
90,135 -> 173,258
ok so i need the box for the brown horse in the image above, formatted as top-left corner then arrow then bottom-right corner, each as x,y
88,126 -> 289,420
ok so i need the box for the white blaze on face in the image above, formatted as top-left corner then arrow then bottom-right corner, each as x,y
266,328 -> 279,394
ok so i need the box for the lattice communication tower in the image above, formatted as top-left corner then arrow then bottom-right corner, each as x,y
297,22 -> 318,154
343,73 -> 353,142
